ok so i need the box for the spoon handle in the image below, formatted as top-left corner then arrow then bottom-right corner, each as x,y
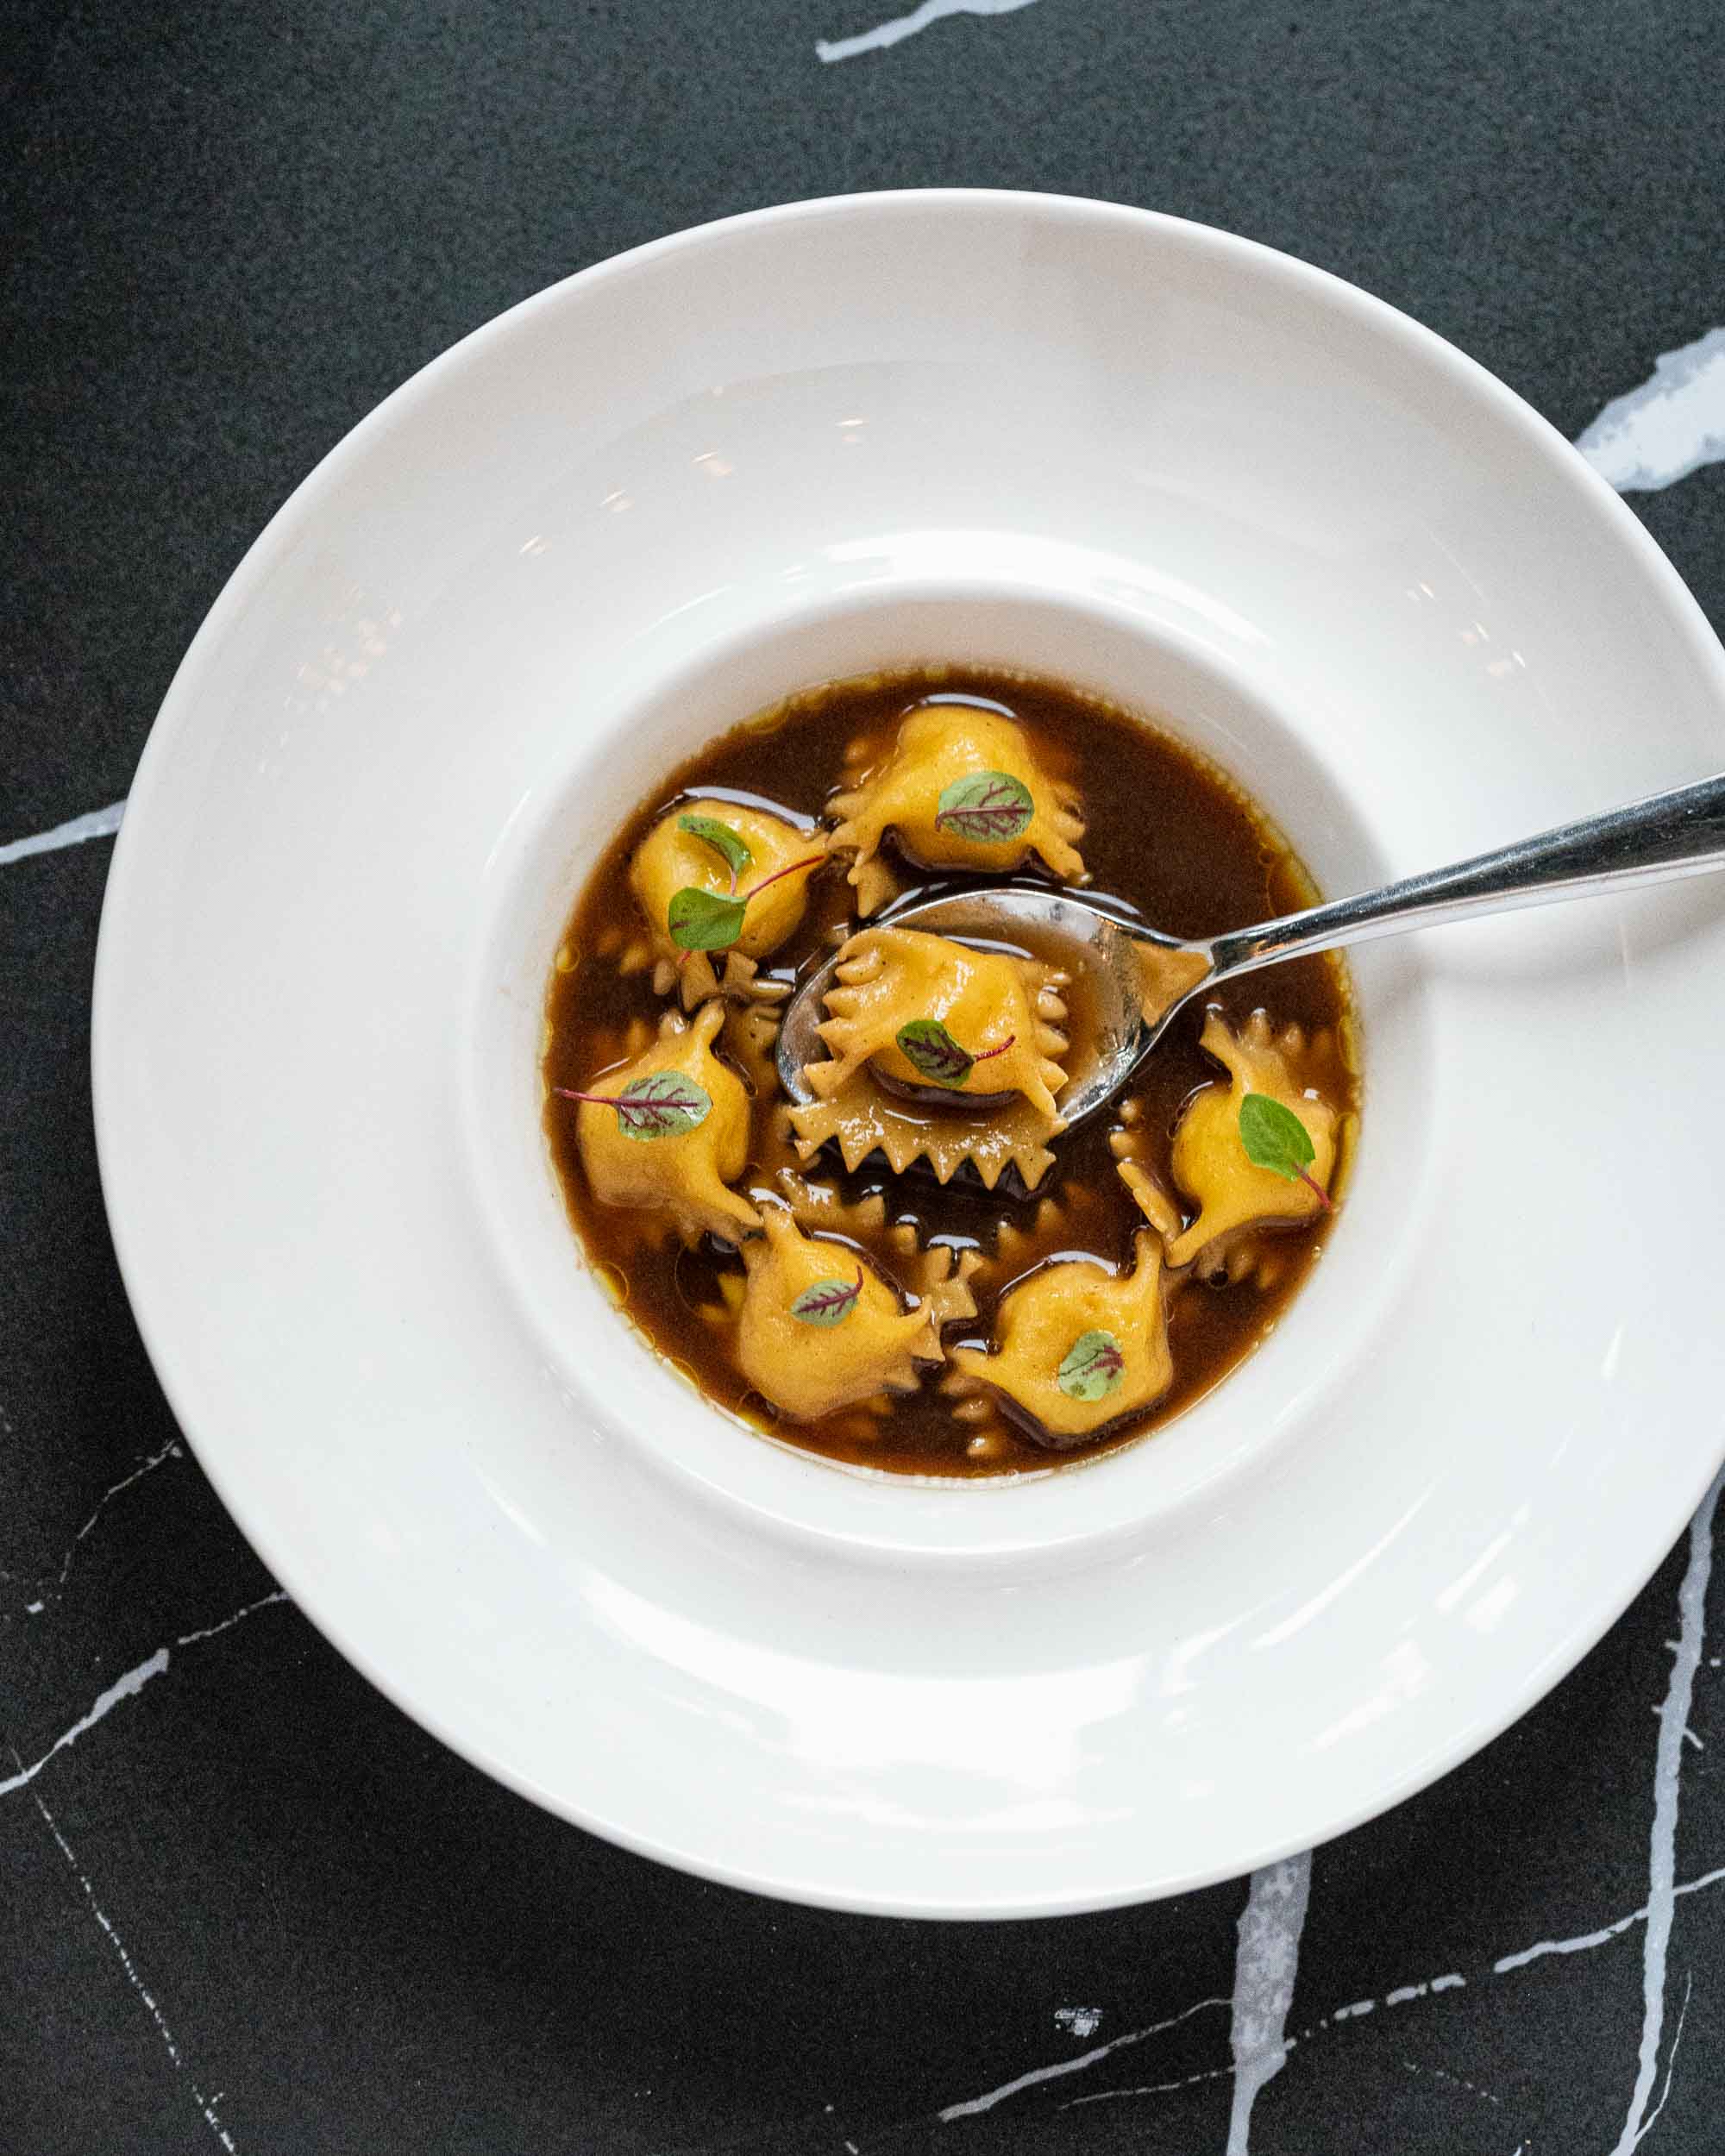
1205,769 -> 1725,981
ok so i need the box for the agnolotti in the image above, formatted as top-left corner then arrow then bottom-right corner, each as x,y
828,704 -> 1085,912
559,1000 -> 761,1245
947,1231 -> 1172,1447
788,926 -> 1071,1188
627,795 -> 820,1002
806,926 -> 1067,1112
1146,1009 -> 1339,1273
734,1206 -> 941,1421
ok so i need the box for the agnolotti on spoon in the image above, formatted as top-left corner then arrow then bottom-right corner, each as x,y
778,768 -> 1725,1130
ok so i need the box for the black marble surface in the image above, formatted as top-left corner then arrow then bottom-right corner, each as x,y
6,2 -> 1725,2149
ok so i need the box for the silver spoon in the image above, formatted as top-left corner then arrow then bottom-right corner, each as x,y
777,768 -> 1725,1130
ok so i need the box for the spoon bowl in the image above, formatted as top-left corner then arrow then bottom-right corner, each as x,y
775,887 -> 1207,1130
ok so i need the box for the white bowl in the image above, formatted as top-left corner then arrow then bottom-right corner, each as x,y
95,191 -> 1725,1915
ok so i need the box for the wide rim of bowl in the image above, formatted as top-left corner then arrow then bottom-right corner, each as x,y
92,189 -> 1725,1915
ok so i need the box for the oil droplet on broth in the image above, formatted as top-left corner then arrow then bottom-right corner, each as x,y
594,1261 -> 629,1306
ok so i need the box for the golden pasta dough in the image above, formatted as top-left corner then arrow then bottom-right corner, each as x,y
788,1079 -> 1068,1191
948,1231 -> 1172,1446
828,704 -> 1085,907
787,924 -> 1073,1188
735,1207 -> 938,1421
802,925 -> 1069,1113
1157,1010 -> 1339,1271
565,1000 -> 761,1245
628,797 -> 822,1001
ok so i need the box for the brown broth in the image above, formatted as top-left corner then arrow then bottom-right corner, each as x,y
542,667 -> 1358,1477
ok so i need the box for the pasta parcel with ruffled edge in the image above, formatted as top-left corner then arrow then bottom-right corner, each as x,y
557,1000 -> 761,1246
735,1205 -> 982,1423
945,1230 -> 1172,1448
788,924 -> 1071,1188
828,703 -> 1085,915
624,796 -> 824,1006
1120,1009 -> 1339,1276
736,1208 -> 932,1421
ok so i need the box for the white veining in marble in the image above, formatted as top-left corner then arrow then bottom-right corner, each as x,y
1575,327 -> 1725,492
1496,1908 -> 1645,1973
1496,1858 -> 1725,1976
31,1789 -> 241,2150
0,798 -> 125,868
1065,2059 -> 1235,2109
932,1783 -> 1725,2126
938,1992 -> 1227,2120
1054,2005 -> 1103,2039
1,1651 -> 171,1797
1401,2059 -> 1501,2108
1608,1467 -> 1721,2153
982,1827 -> 1725,2128
54,1438 -> 184,1589
1226,1853 -> 1312,2153
1319,1853 -> 1725,2030
1634,1970 -> 1692,2152
816,0 -> 1038,64
0,1590 -> 289,1800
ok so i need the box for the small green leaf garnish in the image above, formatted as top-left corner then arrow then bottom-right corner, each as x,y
555,1072 -> 712,1139
894,1020 -> 1014,1089
668,886 -> 749,951
677,812 -> 752,888
667,851 -> 825,956
895,1018 -> 973,1087
1057,1329 -> 1126,1402
933,770 -> 1034,843
1239,1092 -> 1332,1210
790,1268 -> 864,1327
